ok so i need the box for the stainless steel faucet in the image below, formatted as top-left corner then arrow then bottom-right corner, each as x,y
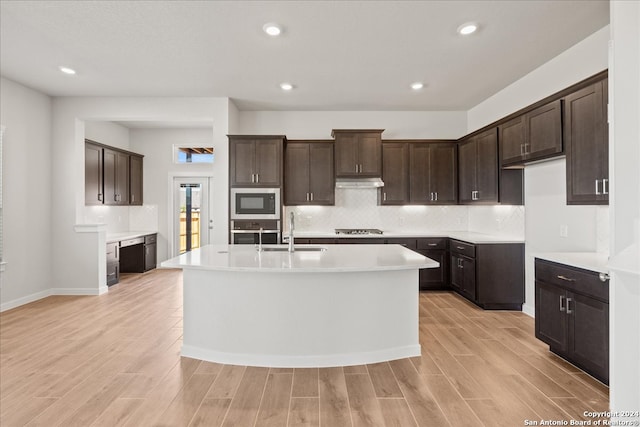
288,212 -> 295,252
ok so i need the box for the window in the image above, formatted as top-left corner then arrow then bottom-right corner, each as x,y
173,145 -> 214,164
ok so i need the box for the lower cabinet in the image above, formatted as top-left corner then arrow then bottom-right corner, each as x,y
416,238 -> 448,290
535,258 -> 609,384
450,239 -> 524,310
106,242 -> 119,286
144,234 -> 157,272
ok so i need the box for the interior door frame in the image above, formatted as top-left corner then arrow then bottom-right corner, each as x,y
168,173 -> 214,258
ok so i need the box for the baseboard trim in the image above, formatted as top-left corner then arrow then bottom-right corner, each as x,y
1,289 -> 52,312
1,287 -> 104,312
522,303 -> 535,318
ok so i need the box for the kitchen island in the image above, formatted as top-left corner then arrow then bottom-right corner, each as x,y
161,244 -> 437,368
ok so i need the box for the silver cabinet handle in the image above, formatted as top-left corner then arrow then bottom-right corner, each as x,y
255,173 -> 259,183
524,143 -> 530,155
251,174 -> 255,183
383,192 -> 387,202
131,194 -> 135,202
566,298 -> 573,314
456,246 -> 465,250
603,178 -> 609,195
310,192 -> 314,201
520,144 -> 525,156
359,164 -> 363,173
595,179 -> 601,195
434,192 -> 438,201
306,192 -> 309,201
429,192 -> 433,201
427,243 -> 438,247
355,164 -> 359,173
471,190 -> 479,201
599,272 -> 610,282
98,193 -> 103,201
557,275 -> 576,282
559,295 -> 565,312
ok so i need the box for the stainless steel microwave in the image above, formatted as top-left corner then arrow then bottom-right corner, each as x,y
230,188 -> 280,220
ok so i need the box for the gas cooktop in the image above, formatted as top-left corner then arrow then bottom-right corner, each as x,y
334,228 -> 384,235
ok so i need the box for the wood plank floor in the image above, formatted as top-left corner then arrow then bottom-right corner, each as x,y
0,269 -> 609,426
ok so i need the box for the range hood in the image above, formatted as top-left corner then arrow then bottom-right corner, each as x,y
335,177 -> 385,189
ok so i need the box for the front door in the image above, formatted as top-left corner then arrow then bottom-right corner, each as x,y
172,177 -> 212,256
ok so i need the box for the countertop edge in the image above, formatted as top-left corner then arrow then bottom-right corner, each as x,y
534,252 -> 609,274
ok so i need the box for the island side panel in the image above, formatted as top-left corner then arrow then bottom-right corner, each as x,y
181,268 -> 420,368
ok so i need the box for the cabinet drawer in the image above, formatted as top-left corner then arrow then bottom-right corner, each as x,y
145,234 -> 157,244
535,259 -> 608,302
449,239 -> 476,258
385,238 -> 417,250
417,238 -> 447,250
120,237 -> 144,247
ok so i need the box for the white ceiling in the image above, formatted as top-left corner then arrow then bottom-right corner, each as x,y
0,0 -> 609,111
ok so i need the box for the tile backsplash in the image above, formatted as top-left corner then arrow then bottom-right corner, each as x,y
285,188 -> 524,236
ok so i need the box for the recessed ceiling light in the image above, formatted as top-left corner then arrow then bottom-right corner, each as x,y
280,82 -> 294,91
263,23 -> 282,36
457,22 -> 478,35
410,82 -> 424,90
58,66 -> 76,75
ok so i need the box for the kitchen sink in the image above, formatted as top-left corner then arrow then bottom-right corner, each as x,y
258,246 -> 327,252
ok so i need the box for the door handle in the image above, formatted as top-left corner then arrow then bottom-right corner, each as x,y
255,174 -> 259,183
557,275 -> 576,282
603,178 -> 609,195
310,192 -> 314,201
566,298 -> 573,314
559,295 -> 565,312
355,164 -> 359,173
383,192 -> 387,202
434,192 -> 438,201
427,243 -> 438,247
595,179 -> 601,195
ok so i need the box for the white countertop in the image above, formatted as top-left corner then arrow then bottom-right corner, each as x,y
534,252 -> 609,274
106,231 -> 157,243
161,244 -> 438,273
286,230 -> 524,244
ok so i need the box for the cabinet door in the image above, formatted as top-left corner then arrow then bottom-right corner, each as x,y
460,257 -> 476,301
334,134 -> 359,176
144,243 -> 157,272
568,292 -> 609,383
85,143 -> 103,205
429,144 -> 457,204
409,144 -> 430,203
565,80 -> 608,205
450,255 -> 463,291
418,249 -> 448,290
103,149 -> 117,205
535,281 -> 568,353
114,151 -> 129,205
230,140 -> 256,186
308,143 -> 334,205
381,143 -> 409,205
255,139 -> 282,186
457,139 -> 476,204
475,129 -> 499,203
499,115 -> 526,166
284,143 -> 310,205
526,99 -> 563,160
357,133 -> 382,176
129,155 -> 143,205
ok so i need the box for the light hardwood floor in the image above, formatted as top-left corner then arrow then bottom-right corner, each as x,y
0,269 -> 609,426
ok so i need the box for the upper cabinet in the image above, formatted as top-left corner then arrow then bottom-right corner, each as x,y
458,128 -> 499,204
332,129 -> 383,178
409,143 -> 457,205
285,141 -> 334,205
499,99 -> 563,167
229,136 -> 284,187
565,79 -> 608,205
85,140 -> 144,206
380,142 -> 409,205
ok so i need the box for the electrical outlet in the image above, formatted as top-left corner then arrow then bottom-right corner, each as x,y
560,225 -> 568,238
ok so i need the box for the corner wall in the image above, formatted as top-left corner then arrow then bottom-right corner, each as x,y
0,77 -> 53,310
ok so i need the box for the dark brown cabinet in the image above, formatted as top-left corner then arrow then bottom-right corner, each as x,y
285,141 -> 334,205
119,233 -> 157,274
104,148 -> 130,205
409,143 -> 457,204
450,240 -> 524,310
85,140 -> 144,206
535,259 -> 609,384
229,136 -> 284,187
85,142 -> 104,205
500,100 -> 563,166
380,143 -> 409,205
416,238 -> 448,290
129,154 -> 143,206
565,79 -> 608,205
144,234 -> 157,272
458,129 -> 499,204
332,130 -> 383,177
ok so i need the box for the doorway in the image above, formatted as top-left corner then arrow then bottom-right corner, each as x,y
172,177 -> 212,256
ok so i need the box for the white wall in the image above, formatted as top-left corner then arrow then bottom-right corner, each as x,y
0,77 -> 53,310
609,0 -> 640,417
466,26 -> 610,316
129,127 -> 215,263
50,97 -> 231,295
239,111 -> 467,139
